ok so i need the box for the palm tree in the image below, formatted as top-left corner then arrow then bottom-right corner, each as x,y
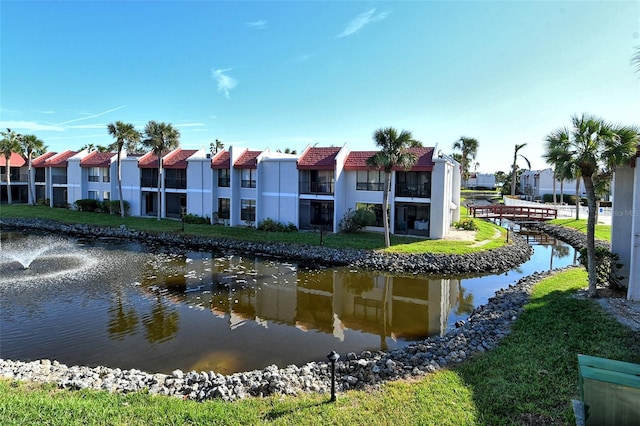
510,143 -> 531,197
452,137 -> 479,189
0,128 -> 22,205
210,139 -> 224,154
366,127 -> 419,248
546,114 -> 639,297
142,121 -> 181,220
19,134 -> 46,205
108,121 -> 142,217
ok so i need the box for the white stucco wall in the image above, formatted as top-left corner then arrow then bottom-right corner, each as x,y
257,157 -> 299,226
187,156 -> 213,220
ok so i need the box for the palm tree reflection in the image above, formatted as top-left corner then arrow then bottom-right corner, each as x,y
143,294 -> 179,344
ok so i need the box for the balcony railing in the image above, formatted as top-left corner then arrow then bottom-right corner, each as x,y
0,174 -> 28,183
51,175 -> 67,185
356,182 -> 384,191
165,177 -> 187,189
395,183 -> 431,198
218,177 -> 230,187
241,179 -> 256,188
88,176 -> 100,182
299,180 -> 334,195
141,177 -> 158,188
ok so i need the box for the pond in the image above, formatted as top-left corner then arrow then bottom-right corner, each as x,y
0,229 -> 577,375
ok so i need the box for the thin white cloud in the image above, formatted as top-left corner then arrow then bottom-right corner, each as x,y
294,54 -> 313,63
56,105 -> 127,126
246,19 -> 267,30
211,68 -> 238,99
175,122 -> 206,128
0,120 -> 64,132
336,9 -> 389,38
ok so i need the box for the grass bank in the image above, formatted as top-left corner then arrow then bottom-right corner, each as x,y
548,218 -> 611,242
0,204 -> 505,254
1,269 -> 638,425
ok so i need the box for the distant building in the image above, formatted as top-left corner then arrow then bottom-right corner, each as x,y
14,144 -> 461,239
466,173 -> 496,190
519,168 -> 581,201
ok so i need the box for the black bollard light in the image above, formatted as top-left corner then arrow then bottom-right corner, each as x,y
327,350 -> 340,402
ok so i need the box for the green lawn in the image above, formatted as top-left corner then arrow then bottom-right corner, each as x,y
1,269 -> 637,425
0,204 -> 506,254
548,218 -> 612,242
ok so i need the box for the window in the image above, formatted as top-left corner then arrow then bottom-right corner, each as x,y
241,169 -> 256,188
395,171 -> 431,198
35,168 -> 45,182
356,202 -> 386,227
88,190 -> 99,200
356,170 -> 384,191
218,169 -> 230,187
88,167 -> 100,182
141,168 -> 158,187
241,199 -> 256,221
165,169 -> 186,189
218,198 -> 230,219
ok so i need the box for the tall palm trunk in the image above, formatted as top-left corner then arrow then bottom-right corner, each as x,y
583,175 -> 598,297
27,157 -> 34,205
575,179 -> 580,220
5,157 -> 12,205
382,171 -> 391,248
116,150 -> 125,217
157,157 -> 163,221
552,174 -> 557,205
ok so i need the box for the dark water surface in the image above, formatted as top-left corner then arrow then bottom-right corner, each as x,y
0,230 -> 577,375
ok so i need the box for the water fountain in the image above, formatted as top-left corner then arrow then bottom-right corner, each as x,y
0,234 -> 97,284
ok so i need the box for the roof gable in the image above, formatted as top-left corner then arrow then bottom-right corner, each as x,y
32,152 -> 57,167
80,151 -> 116,168
45,150 -> 78,167
0,152 -> 27,167
163,149 -> 198,169
343,147 -> 435,171
234,150 -> 261,169
211,150 -> 230,169
297,147 -> 341,170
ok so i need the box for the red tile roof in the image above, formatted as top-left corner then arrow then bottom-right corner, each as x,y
234,150 -> 261,169
80,151 -> 116,168
163,149 -> 198,169
44,150 -> 77,167
344,147 -> 435,171
297,147 -> 341,170
211,150 -> 230,169
0,152 -> 27,167
138,151 -> 164,168
32,152 -> 57,167
343,151 -> 379,170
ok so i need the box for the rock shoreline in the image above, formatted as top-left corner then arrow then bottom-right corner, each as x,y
0,217 -> 540,402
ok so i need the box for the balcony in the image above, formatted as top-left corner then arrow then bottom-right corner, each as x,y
165,177 -> 187,189
141,177 -> 158,188
356,182 -> 385,191
299,180 -> 334,195
395,183 -> 431,198
51,175 -> 67,185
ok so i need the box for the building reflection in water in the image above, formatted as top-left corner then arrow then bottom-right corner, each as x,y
139,250 -> 463,347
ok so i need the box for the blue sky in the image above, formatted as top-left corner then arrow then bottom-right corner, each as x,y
1,0 -> 638,173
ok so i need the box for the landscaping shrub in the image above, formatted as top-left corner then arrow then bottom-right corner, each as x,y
182,213 -> 210,224
578,246 -> 624,290
101,200 -> 130,216
339,208 -> 375,233
75,199 -> 100,212
453,218 -> 478,231
257,218 -> 297,232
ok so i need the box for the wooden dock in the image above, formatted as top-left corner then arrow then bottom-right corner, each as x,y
469,204 -> 557,221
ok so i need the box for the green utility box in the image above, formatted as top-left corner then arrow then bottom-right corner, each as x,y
578,354 -> 640,425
